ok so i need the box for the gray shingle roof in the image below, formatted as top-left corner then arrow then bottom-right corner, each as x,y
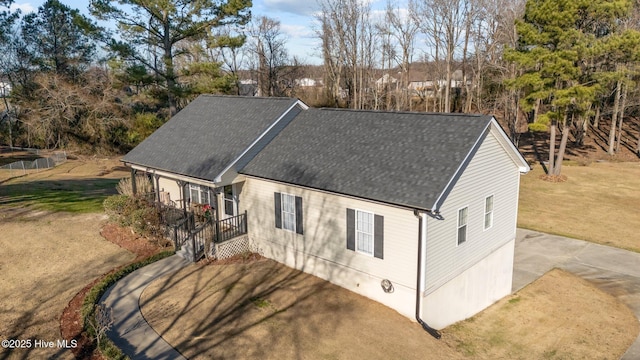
240,108 -> 493,210
122,95 -> 300,181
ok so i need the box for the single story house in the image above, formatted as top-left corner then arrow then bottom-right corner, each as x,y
122,95 -> 529,331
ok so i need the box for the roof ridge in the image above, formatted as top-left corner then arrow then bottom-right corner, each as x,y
200,94 -> 298,101
315,107 -> 489,118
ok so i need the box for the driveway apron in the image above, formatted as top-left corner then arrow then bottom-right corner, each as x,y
514,229 -> 640,360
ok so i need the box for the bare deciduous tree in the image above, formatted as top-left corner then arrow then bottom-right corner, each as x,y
414,0 -> 470,112
384,0 -> 419,111
317,0 -> 374,109
249,16 -> 290,97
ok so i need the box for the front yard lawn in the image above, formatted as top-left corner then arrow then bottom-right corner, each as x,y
518,162 -> 640,252
140,259 -> 637,359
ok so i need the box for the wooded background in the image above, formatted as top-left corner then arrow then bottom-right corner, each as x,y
1,0 -> 639,175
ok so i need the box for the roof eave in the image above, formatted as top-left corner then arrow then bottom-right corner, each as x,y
488,117 -> 530,174
429,120 -> 491,213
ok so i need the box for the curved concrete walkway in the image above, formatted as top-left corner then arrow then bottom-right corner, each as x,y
101,255 -> 190,360
514,229 -> 640,360
101,231 -> 640,360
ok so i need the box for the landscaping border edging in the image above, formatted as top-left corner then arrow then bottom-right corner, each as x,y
82,250 -> 175,360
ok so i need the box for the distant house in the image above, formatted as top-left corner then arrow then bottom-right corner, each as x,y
122,95 -> 529,330
375,73 -> 398,89
408,68 -> 468,98
295,78 -> 322,87
238,79 -> 258,96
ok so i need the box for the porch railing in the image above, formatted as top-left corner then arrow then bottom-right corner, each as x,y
214,211 -> 248,244
150,197 -> 248,261
190,219 -> 213,262
167,215 -> 192,250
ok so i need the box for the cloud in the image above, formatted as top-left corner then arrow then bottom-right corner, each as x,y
280,23 -> 314,39
9,2 -> 36,13
262,0 -> 320,17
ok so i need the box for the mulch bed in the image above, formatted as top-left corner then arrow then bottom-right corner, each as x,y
60,223 -> 167,360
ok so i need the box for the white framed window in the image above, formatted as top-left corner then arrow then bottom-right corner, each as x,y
281,193 -> 296,232
224,185 -> 235,216
457,206 -> 468,245
189,184 -> 210,204
346,208 -> 384,259
356,210 -> 374,256
484,195 -> 494,230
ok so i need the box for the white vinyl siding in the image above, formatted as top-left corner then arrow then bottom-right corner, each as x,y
356,210 -> 374,256
457,207 -> 468,245
424,127 -> 522,295
281,193 -> 296,232
241,178 -> 418,290
484,195 -> 494,230
243,178 -> 417,318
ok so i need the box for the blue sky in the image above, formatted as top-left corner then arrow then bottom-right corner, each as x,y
8,0 -> 337,64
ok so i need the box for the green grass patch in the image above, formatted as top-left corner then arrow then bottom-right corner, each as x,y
542,349 -> 558,359
454,339 -> 477,357
508,296 -> 521,305
0,178 -> 120,213
250,296 -> 272,309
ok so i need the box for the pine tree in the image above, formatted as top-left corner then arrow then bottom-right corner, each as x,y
506,0 -> 637,175
90,0 -> 251,116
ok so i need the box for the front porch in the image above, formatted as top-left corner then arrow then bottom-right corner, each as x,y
128,167 -> 251,262
140,191 -> 249,262
162,204 -> 249,262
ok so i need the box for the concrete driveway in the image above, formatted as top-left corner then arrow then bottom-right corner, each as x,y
514,229 -> 640,360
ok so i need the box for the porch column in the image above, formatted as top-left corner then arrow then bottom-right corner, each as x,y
214,189 -> 222,222
130,168 -> 137,195
215,189 -> 222,242
177,180 -> 186,212
154,173 -> 161,202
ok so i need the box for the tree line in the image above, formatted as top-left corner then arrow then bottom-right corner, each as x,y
0,0 -> 639,172
317,0 -> 640,174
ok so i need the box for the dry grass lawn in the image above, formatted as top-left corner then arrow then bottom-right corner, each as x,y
2,154 -> 638,359
443,269 -> 638,359
0,156 -> 135,360
141,260 -> 637,360
518,162 -> 640,252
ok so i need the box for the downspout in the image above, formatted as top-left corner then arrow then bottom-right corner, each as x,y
414,209 -> 442,339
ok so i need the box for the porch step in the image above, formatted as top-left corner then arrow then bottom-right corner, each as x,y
176,240 -> 195,261
176,238 -> 206,262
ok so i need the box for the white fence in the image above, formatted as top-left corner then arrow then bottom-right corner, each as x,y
0,150 -> 67,182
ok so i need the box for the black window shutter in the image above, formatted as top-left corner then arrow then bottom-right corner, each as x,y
274,192 -> 282,229
295,196 -> 304,235
374,215 -> 384,259
346,208 -> 355,251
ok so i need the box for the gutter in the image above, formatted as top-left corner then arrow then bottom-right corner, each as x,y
414,209 -> 442,339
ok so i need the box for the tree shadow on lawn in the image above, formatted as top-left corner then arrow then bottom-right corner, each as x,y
0,249 -> 132,360
0,178 -> 122,214
140,259 -> 354,360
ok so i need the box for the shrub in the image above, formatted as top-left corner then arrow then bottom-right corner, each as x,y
116,175 -> 153,197
103,195 -> 130,218
130,206 -> 162,236
103,194 -> 163,235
